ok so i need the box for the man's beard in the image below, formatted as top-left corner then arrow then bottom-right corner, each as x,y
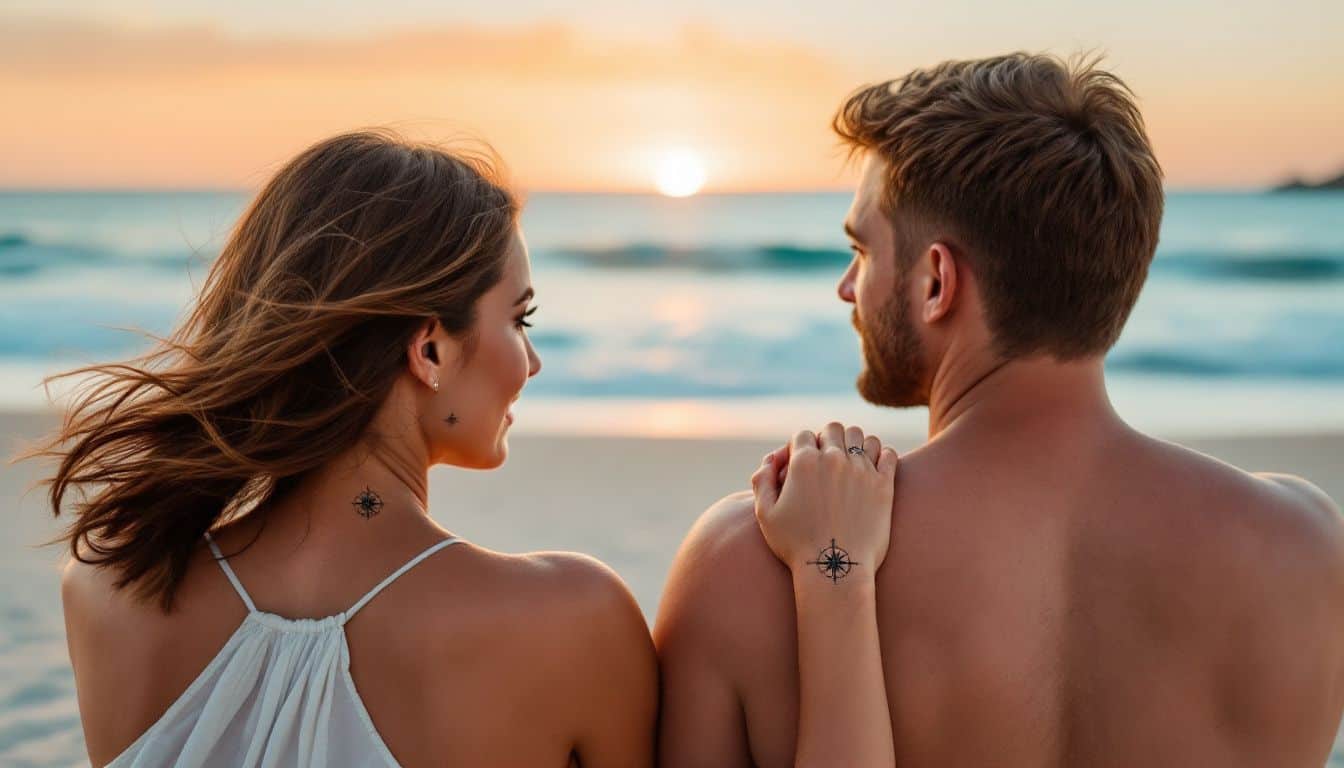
854,287 -> 928,407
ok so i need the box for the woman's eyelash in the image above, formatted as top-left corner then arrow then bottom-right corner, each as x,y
517,305 -> 538,328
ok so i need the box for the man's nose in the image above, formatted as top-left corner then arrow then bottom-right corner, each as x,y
837,267 -> 857,303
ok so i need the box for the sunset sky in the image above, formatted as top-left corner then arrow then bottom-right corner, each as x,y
2,0 -> 1341,192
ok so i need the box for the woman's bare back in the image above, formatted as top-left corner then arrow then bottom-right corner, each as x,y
62,512 -> 655,767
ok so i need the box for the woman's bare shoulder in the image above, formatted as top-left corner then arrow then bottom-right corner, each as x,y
61,540 -> 162,629
450,543 -> 643,624
62,535 -> 237,682
62,533 -> 222,619
405,542 -> 655,733
61,548 -> 107,610
424,543 -> 650,660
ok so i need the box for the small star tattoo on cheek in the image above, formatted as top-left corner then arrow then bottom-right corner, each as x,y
352,486 -> 384,520
445,413 -> 459,426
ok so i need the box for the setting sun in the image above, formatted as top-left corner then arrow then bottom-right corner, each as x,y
654,148 -> 707,197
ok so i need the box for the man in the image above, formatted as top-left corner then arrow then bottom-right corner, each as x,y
655,52 -> 1344,766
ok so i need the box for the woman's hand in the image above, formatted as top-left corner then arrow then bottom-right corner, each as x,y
749,421 -> 900,768
750,422 -> 898,582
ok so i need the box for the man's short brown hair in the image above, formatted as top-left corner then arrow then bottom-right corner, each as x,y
834,52 -> 1164,359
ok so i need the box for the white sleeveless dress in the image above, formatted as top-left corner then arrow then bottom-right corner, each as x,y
106,530 -> 466,767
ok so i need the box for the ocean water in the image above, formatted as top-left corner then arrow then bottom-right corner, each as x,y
0,189 -> 1341,437
0,190 -> 1342,764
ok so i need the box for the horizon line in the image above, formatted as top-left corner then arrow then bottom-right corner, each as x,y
0,183 -> 1324,196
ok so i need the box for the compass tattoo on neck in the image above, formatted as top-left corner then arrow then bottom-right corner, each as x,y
445,412 -> 459,426
807,538 -> 860,583
352,486 -> 384,520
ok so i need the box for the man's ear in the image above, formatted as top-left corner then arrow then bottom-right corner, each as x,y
922,242 -> 958,323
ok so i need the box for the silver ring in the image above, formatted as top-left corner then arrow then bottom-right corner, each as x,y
847,445 -> 865,455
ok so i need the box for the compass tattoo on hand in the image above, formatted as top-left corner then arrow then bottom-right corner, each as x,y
352,486 -> 384,520
807,538 -> 860,583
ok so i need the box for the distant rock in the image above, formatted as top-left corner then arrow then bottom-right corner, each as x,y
1273,172 -> 1344,191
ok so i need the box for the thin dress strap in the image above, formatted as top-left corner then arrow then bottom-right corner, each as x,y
203,530 -> 258,613
341,537 -> 464,624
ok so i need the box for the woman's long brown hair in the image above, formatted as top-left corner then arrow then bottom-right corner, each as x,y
10,128 -> 519,611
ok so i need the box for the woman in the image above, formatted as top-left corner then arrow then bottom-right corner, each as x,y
28,130 -> 652,767
21,129 -> 897,767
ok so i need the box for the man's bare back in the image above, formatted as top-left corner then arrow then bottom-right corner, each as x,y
656,405 -> 1344,767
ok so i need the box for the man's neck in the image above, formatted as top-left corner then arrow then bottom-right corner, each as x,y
927,353 -> 1120,441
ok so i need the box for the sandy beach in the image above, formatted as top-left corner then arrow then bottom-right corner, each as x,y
4,407 -> 1343,764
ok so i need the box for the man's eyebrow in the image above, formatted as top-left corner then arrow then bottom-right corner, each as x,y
515,287 -> 534,305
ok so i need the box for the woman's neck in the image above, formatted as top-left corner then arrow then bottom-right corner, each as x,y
236,437 -> 440,554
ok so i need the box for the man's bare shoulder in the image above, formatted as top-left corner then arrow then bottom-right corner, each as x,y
653,491 -> 793,661
1132,437 -> 1344,616
1135,442 -> 1344,748
1146,438 -> 1342,553
1254,471 -> 1342,524
1240,469 -> 1344,594
671,490 -> 776,575
667,489 -> 788,594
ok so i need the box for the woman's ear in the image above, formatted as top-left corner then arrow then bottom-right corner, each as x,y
923,242 -> 958,323
409,318 -> 445,390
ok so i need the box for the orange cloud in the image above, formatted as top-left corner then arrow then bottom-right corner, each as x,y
2,15 -> 1340,190
0,16 -> 862,192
